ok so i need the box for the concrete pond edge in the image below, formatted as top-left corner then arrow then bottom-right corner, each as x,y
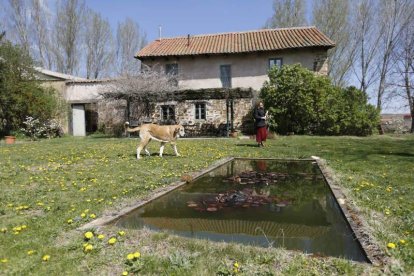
313,156 -> 388,267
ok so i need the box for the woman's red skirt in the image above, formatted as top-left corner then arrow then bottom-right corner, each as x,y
256,126 -> 267,143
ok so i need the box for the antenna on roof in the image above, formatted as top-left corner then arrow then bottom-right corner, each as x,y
187,34 -> 190,46
158,25 -> 162,41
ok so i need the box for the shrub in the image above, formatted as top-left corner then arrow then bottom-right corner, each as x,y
21,116 -> 63,140
0,41 -> 59,137
260,64 -> 379,136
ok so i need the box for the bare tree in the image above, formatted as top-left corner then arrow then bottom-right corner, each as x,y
100,67 -> 177,122
312,0 -> 356,86
85,9 -> 114,79
6,0 -> 31,53
53,0 -> 85,75
351,0 -> 382,95
116,18 -> 147,76
264,0 -> 307,28
376,0 -> 414,110
31,0 -> 53,69
390,19 -> 414,132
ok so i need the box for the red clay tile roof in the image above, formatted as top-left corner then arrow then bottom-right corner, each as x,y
136,26 -> 335,59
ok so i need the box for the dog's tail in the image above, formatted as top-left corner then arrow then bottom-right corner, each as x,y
125,122 -> 141,133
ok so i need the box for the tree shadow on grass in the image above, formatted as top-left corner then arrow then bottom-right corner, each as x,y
235,144 -> 260,147
377,151 -> 414,158
128,152 -> 179,158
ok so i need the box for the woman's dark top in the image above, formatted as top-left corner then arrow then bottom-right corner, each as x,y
254,107 -> 266,128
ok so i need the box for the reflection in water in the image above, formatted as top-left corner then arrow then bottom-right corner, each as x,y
114,160 -> 368,262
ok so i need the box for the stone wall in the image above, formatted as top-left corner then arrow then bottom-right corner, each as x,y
153,97 -> 253,136
313,53 -> 329,76
97,99 -> 127,136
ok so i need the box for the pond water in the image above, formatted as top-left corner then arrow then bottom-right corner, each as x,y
114,159 -> 368,262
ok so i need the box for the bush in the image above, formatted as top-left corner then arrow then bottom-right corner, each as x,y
260,64 -> 379,136
0,41 -> 59,137
21,116 -> 63,140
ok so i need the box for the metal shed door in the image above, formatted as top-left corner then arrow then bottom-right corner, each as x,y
72,104 -> 86,136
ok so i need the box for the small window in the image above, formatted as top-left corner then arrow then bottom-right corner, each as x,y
161,105 -> 175,124
220,65 -> 232,88
165,63 -> 178,75
195,103 -> 206,120
269,58 -> 283,70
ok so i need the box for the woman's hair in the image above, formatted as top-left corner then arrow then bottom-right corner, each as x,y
256,101 -> 263,107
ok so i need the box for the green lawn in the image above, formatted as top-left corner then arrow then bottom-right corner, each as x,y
1,135 -> 413,275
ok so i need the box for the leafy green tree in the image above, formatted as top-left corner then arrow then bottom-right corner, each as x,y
335,86 -> 379,136
260,64 -> 379,136
0,40 -> 58,136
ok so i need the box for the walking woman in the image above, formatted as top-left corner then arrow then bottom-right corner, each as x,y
253,101 -> 268,147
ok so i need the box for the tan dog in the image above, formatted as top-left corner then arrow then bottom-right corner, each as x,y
125,122 -> 185,159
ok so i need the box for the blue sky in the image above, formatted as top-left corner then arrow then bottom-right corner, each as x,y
86,0 -> 276,41
85,0 -> 406,113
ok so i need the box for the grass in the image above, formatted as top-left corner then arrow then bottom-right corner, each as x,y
0,134 -> 413,275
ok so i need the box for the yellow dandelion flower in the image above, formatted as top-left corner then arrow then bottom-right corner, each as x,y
97,234 -> 105,240
89,214 -> 96,219
133,251 -> 141,258
233,262 -> 239,268
399,239 -> 406,245
387,242 -> 396,249
1,228 -> 6,233
84,244 -> 93,252
42,255 -> 50,261
84,232 -> 94,240
1,258 -> 8,263
118,231 -> 126,236
67,219 -> 73,224
108,237 -> 117,245
127,253 -> 135,260
122,272 -> 128,276
80,213 -> 86,218
13,226 -> 22,232
27,250 -> 35,255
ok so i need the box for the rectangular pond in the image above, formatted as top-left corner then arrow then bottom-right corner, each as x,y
114,159 -> 369,262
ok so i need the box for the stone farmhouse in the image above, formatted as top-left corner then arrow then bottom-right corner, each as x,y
36,26 -> 334,136
136,26 -> 334,135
